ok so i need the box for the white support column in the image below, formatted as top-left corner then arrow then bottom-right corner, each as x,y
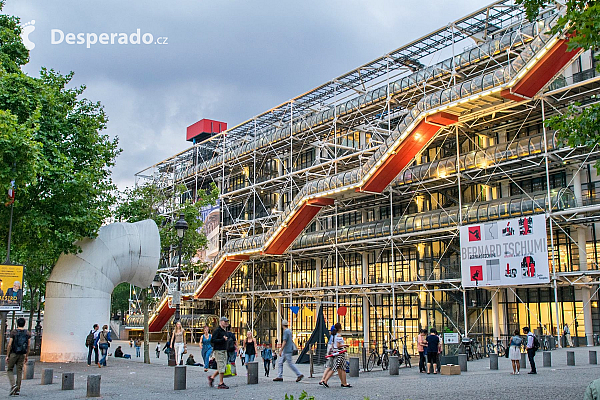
276,262 -> 283,344
315,258 -> 322,288
362,251 -> 370,347
491,290 -> 500,342
574,168 -> 593,345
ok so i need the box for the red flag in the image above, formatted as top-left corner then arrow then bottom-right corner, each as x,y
5,181 -> 15,206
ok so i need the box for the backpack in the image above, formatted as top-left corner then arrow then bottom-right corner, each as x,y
226,335 -> 236,352
12,330 -> 29,355
85,331 -> 95,347
532,335 -> 540,351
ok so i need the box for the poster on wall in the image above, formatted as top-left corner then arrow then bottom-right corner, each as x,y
460,214 -> 550,287
0,264 -> 24,311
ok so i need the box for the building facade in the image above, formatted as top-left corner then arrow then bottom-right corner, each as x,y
130,1 -> 600,353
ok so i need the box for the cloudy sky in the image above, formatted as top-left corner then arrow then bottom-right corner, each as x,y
5,0 -> 491,189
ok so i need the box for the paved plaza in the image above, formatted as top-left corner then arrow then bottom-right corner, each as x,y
2,343 -> 599,399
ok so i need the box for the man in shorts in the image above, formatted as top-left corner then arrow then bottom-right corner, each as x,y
208,317 -> 230,389
426,328 -> 441,374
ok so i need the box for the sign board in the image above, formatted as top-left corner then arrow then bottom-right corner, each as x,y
443,332 -> 460,344
0,264 -> 24,311
460,214 -> 550,287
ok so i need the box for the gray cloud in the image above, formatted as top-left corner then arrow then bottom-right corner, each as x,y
5,0 -> 490,189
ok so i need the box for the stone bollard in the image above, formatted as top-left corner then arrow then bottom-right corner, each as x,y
23,360 -> 35,380
489,353 -> 498,370
590,351 -> 597,365
174,365 -> 186,390
62,372 -> 74,390
41,368 -> 53,385
349,357 -> 359,377
389,356 -> 399,375
543,351 -> 551,367
458,354 -> 467,372
567,351 -> 575,366
86,375 -> 101,397
247,361 -> 258,384
0,354 -> 5,372
521,352 -> 527,368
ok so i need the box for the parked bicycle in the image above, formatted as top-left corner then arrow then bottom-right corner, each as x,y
367,341 -> 390,371
463,337 -> 483,361
486,338 -> 506,357
389,335 -> 412,368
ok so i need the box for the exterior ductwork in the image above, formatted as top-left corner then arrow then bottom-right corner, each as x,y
40,220 -> 160,362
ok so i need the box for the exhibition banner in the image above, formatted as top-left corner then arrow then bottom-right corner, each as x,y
0,264 -> 24,311
460,214 -> 550,287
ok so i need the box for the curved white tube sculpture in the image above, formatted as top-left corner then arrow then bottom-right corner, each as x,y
40,220 -> 160,362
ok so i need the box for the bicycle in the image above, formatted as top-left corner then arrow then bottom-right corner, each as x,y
486,338 -> 506,357
389,336 -> 412,368
463,337 -> 483,360
367,341 -> 390,371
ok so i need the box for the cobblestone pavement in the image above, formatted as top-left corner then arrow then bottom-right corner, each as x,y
1,345 -> 599,399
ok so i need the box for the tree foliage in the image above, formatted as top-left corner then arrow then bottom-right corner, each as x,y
518,0 -> 600,171
0,1 -> 121,313
115,182 -> 219,273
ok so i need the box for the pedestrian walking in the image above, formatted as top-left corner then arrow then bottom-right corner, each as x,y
564,323 -> 573,347
97,324 -> 112,367
509,329 -> 523,374
208,316 -> 230,389
321,322 -> 351,388
244,330 -> 257,368
156,342 -> 161,358
225,325 -> 237,366
239,344 -> 245,366
129,339 -> 133,348
170,321 -> 187,365
319,326 -> 337,387
6,317 -> 30,396
426,328 -> 441,374
523,326 -> 537,374
163,340 -> 171,357
200,325 -> 213,372
273,320 -> 304,382
86,323 -> 100,366
134,338 -> 141,357
417,328 -> 427,373
261,343 -> 273,377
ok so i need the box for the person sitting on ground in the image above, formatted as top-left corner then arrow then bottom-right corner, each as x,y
186,354 -> 202,366
114,345 -> 132,359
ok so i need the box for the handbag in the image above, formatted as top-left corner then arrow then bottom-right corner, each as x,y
208,358 -> 217,369
183,345 -> 188,354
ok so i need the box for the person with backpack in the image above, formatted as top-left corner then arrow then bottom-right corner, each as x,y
97,324 -> 112,367
523,326 -> 538,374
261,343 -> 273,377
6,317 -> 31,396
86,323 -> 100,366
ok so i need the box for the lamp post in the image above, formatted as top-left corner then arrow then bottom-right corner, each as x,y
173,214 -> 188,322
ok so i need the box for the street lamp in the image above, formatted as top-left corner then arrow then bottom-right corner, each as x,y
173,214 -> 188,322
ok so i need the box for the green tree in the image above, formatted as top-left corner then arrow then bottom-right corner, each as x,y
115,181 -> 219,363
517,0 -> 600,171
111,282 -> 130,319
0,0 -> 121,336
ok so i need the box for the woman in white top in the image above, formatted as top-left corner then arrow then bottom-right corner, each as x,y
508,329 -> 523,374
321,323 -> 352,388
170,321 -> 186,365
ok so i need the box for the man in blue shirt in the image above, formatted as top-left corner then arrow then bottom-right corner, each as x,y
273,320 -> 304,382
426,328 -> 441,374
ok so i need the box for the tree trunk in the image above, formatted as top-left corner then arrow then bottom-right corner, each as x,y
28,286 -> 36,332
142,288 -> 150,364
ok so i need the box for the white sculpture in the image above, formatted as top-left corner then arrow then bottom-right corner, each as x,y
40,220 -> 160,362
